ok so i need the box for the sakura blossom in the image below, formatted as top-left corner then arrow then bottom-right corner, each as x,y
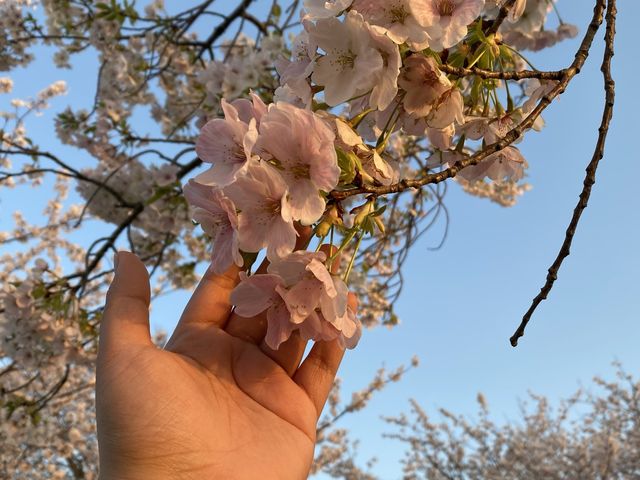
195,99 -> 259,187
231,251 -> 361,350
231,92 -> 268,126
303,0 -> 354,19
308,11 -> 384,106
508,0 -> 528,22
427,124 -> 456,150
366,23 -> 403,110
274,31 -> 315,107
224,160 -> 297,261
412,0 -> 486,51
258,102 -> 340,225
462,112 -> 522,144
351,0 -> 431,51
506,0 -> 551,34
455,146 -> 528,182
183,180 -> 243,275
523,79 -> 558,114
0,76 -> 13,93
398,55 -> 451,117
334,118 -> 398,184
427,87 -> 465,128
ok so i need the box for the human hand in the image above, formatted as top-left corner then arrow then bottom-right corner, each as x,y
96,250 -> 351,479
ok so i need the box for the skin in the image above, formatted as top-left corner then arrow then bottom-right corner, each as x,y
96,250 -> 351,480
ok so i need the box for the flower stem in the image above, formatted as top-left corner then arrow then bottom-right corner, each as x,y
329,229 -> 358,265
343,232 -> 364,283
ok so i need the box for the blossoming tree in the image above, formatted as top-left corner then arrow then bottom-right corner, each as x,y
0,0 -> 617,477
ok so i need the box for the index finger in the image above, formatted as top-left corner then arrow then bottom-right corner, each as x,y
166,264 -> 240,348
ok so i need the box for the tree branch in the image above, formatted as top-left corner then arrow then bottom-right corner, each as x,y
439,63 -> 565,81
510,0 -> 617,347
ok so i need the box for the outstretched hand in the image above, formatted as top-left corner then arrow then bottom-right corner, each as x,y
96,251 -> 350,480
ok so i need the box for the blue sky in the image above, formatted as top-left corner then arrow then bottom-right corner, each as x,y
1,1 -> 638,478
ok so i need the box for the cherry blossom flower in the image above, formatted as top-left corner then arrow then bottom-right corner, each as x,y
352,0 -> 431,51
427,87 -> 464,128
412,0 -> 485,51
152,164 -> 180,187
303,0 -> 354,19
427,124 -> 455,150
523,79 -> 557,114
557,23 -> 579,42
308,11 -> 384,106
504,0 -> 550,34
230,251 -> 361,350
231,92 -> 268,126
367,23 -> 402,110
183,180 -> 243,275
0,77 -> 13,94
274,84 -> 309,108
398,55 -> 451,117
455,146 -> 527,182
258,102 -> 340,224
275,31 -> 315,107
225,160 -> 297,261
462,112 -> 530,150
195,99 -> 259,187
360,148 -> 399,185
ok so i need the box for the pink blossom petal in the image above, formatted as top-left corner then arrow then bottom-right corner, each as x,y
268,251 -> 327,286
428,88 -> 464,129
306,259 -> 337,297
287,181 -> 327,226
266,217 -> 298,261
280,279 -> 323,324
339,309 -> 362,349
265,301 -> 295,350
231,273 -> 284,318
427,124 -> 455,150
209,225 -> 243,274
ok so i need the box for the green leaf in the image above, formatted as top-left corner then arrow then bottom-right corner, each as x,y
336,148 -> 356,184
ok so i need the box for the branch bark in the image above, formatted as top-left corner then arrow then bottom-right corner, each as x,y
510,0 -> 617,347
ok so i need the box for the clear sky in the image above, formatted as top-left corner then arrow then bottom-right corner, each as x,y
1,1 -> 638,478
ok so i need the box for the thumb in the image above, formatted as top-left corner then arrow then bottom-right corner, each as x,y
99,251 -> 152,358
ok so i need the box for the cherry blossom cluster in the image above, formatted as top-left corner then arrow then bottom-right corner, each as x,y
0,272 -> 81,369
185,96 -> 361,349
185,0 -> 577,349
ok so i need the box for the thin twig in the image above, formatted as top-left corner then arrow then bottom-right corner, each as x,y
195,0 -> 256,61
486,0 -> 518,36
510,0 -> 617,347
439,64 -> 564,81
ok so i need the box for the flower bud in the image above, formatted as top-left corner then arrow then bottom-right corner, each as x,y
316,219 -> 332,237
373,215 -> 386,235
316,205 -> 340,237
352,201 -> 375,227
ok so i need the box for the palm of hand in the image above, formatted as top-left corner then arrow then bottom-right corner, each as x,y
97,252 -> 345,480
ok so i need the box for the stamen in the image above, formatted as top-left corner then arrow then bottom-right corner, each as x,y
389,4 -> 409,23
437,0 -> 456,16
